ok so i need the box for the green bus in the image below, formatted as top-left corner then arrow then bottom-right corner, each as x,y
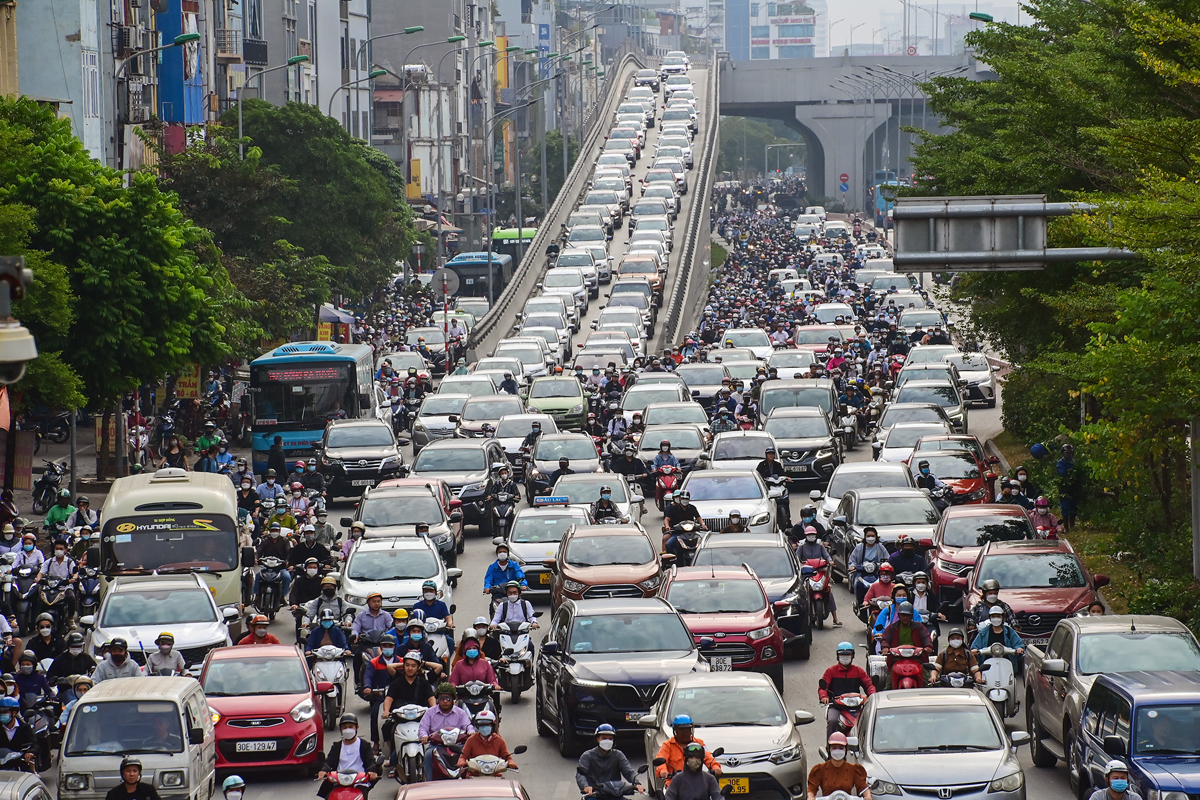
491,227 -> 536,263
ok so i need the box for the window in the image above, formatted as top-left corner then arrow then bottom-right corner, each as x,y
246,0 -> 262,38
362,111 -> 369,137
776,23 -> 814,36
777,45 -> 815,58
749,3 -> 758,15
751,25 -> 770,36
767,3 -> 776,14
751,46 -> 771,59
1083,686 -> 1108,737
81,50 -> 100,118
284,17 -> 297,58
1046,625 -> 1069,660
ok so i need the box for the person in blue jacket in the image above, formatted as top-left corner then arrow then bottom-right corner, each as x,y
482,543 -> 527,604
305,608 -> 349,663
969,605 -> 1025,672
872,583 -> 924,642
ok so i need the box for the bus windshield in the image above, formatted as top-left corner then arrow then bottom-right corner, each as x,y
251,362 -> 355,426
100,514 -> 239,572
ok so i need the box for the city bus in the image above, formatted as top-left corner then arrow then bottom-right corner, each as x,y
248,342 -> 382,471
444,251 -> 514,298
491,226 -> 536,263
873,180 -> 902,228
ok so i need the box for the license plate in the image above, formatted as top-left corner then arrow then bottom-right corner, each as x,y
351,479 -> 374,486
538,573 -> 552,585
710,656 -> 732,671
625,711 -> 648,722
719,778 -> 749,794
235,740 -> 277,752
785,465 -> 809,473
1024,637 -> 1049,647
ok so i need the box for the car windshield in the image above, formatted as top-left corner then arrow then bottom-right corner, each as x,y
638,218 -> 670,231
412,447 -> 486,472
495,417 -> 550,438
407,329 -> 445,346
656,149 -> 684,160
531,380 -> 582,399
463,397 -> 523,420
794,329 -> 842,345
1077,632 -> 1200,676
326,426 -> 394,448
945,353 -> 991,371
511,513 -> 581,544
100,589 -> 217,626
886,425 -> 949,449
856,497 -> 939,526
420,396 -> 468,417
915,453 -> 981,480
764,416 -> 830,438
713,437 -> 772,460
668,684 -> 786,727
568,613 -> 694,653
976,553 -> 1087,588
360,495 -> 444,527
439,378 -> 494,396
901,312 -> 943,327
64,700 -> 185,756
555,479 -> 629,503
940,516 -> 1034,547
557,253 -> 594,267
694,546 -> 795,579
534,438 -> 599,461
906,346 -> 957,364
675,367 -> 727,386
770,352 -> 816,368
639,428 -> 703,452
203,656 -> 311,696
760,387 -> 832,417
346,548 -> 440,580
624,388 -> 682,411
565,535 -> 654,567
570,229 -> 606,243
545,272 -> 582,287
896,385 -> 959,408
872,706 -> 1002,752
495,346 -> 542,365
525,315 -> 564,330
644,405 -> 707,426
686,475 -> 762,501
666,578 -> 766,613
1136,704 -> 1200,754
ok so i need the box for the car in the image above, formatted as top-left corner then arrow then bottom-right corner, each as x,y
906,448 -> 998,504
760,406 -> 842,487
525,433 -> 604,497
679,469 -> 781,534
811,461 -> 916,529
499,499 -> 591,598
892,380 -> 968,433
788,325 -> 845,358
341,484 -> 463,566
701,430 -> 777,471
856,688 -> 1030,799
546,523 -> 664,609
523,376 -> 588,430
492,413 -> 557,481
453,394 -> 526,438
316,418 -> 407,497
492,340 -> 551,380
614,257 -> 664,302
911,433 -> 993,466
898,307 -> 945,331
927,504 -> 1035,608
1024,615 -> 1200,775
550,472 -> 645,525
873,421 -> 954,462
810,303 -> 856,325
715,328 -> 771,360
602,136 -> 638,165
336,535 -> 461,617
520,296 -> 577,332
540,267 -> 589,313
376,351 -> 431,384
436,374 -> 497,396
633,68 -> 660,91
904,344 -> 959,365
641,401 -> 712,435
894,361 -> 962,393
407,439 -> 509,532
410,394 -> 469,455
767,349 -> 818,376
453,296 -> 489,318
535,597 -> 712,755
758,379 -> 839,428
962,539 -> 1109,645
642,184 -> 680,218
554,247 -> 602,296
657,135 -> 693,168
82,573 -> 235,665
660,565 -> 786,687
519,325 -> 569,364
944,351 -> 998,407
201,644 -> 325,770
827,487 -> 941,578
620,383 -> 690,421
636,424 -> 708,472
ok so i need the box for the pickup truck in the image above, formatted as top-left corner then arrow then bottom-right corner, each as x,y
1024,614 -> 1200,770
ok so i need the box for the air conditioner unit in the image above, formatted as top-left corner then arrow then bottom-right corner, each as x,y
119,26 -> 136,55
404,64 -> 429,82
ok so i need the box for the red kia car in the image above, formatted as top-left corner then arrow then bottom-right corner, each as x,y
959,539 -> 1109,646
905,448 -> 997,504
201,644 -> 326,771
660,566 -> 786,689
927,504 -> 1035,609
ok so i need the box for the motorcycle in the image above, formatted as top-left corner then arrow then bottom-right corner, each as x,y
802,558 -> 832,630
456,680 -> 499,720
466,745 -> 527,777
0,747 -> 32,773
23,695 -> 58,771
423,617 -> 454,666
978,642 -> 1019,718
253,555 -> 287,620
11,564 -> 39,634
765,474 -> 792,530
324,772 -> 372,800
494,620 -> 534,701
426,727 -> 465,780
30,461 -> 67,514
928,485 -> 970,513
938,671 -> 973,688
829,692 -> 867,735
37,576 -> 73,636
588,764 -> 650,800
389,704 -> 428,784
311,644 -> 350,730
490,491 -> 516,542
665,521 -> 702,567
836,404 -> 858,450
654,465 -> 682,512
886,645 -> 930,690
851,560 -> 881,607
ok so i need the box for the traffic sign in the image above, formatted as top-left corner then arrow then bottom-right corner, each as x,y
907,46 -> 918,55
839,173 -> 850,183
839,182 -> 850,193
430,268 -> 460,297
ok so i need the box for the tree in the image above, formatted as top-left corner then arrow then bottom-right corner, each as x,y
717,117 -> 803,178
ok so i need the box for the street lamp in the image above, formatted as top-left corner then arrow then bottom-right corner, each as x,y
352,25 -> 424,134
433,41 -> 467,265
237,54 -> 309,159
397,36 -> 468,188
327,68 -> 387,122
112,31 -> 200,168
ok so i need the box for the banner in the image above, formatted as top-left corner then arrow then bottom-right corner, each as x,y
317,322 -> 333,341
176,363 -> 201,399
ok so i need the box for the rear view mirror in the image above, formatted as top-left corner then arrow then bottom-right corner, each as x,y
241,546 -> 255,569
188,727 -> 205,745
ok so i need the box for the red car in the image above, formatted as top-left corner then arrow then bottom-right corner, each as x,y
959,539 -> 1109,646
905,448 -> 997,504
789,325 -> 845,358
927,504 -> 1036,608
201,644 -> 326,771
660,566 -> 786,689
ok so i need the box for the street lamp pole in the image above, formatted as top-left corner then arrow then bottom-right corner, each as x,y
434,43 -> 464,267
112,32 -> 200,168
327,69 -> 387,122
239,54 -> 309,159
352,25 -> 424,139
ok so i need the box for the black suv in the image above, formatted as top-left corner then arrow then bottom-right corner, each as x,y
316,419 -> 408,497
760,406 -> 843,488
633,68 -> 660,92
536,597 -> 712,756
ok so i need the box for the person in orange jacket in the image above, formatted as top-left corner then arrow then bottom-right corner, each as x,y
654,715 -> 722,787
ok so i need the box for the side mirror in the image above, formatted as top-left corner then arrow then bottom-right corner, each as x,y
1102,735 -> 1126,757
188,727 -> 205,745
447,415 -> 459,423
492,537 -> 505,546
541,641 -> 560,656
446,568 -> 464,580
449,510 -> 463,523
661,553 -> 677,564
637,715 -> 659,728
241,546 -> 255,569
809,490 -> 822,502
985,472 -> 998,481
1094,574 -> 1110,588
698,636 -> 715,649
988,455 -> 1001,464
358,393 -> 371,410
317,681 -> 335,694
800,565 -> 815,577
793,710 -> 815,726
1040,658 -> 1069,678
398,438 -> 411,447
919,537 -> 934,548
1010,731 -> 1031,747
711,747 -> 725,758
542,559 -> 558,571
951,576 -> 969,589
87,544 -> 101,568
340,517 -> 354,528
222,607 -> 239,621
831,515 -> 847,527
768,486 -> 784,499
78,615 -> 95,628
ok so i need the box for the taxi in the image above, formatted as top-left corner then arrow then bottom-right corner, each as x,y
496,497 -> 591,598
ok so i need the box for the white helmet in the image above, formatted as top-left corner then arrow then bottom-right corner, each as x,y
474,708 -> 498,724
1104,759 -> 1129,777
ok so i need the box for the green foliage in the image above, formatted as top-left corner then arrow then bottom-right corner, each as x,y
717,116 -> 803,178
997,366 -> 1078,446
530,130 -> 579,203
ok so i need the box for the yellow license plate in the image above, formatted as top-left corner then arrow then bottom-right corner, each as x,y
539,573 -> 552,584
719,779 -> 749,794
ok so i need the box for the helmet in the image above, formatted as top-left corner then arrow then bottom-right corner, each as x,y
304,557 -> 319,567
879,563 -> 895,576
155,632 -> 175,645
896,601 -> 915,616
35,612 -> 53,626
435,682 -> 455,698
422,579 -> 437,591
671,714 -> 694,728
321,575 -> 337,587
222,777 -> 246,793
406,618 -> 426,631
836,641 -> 854,654
120,756 -> 143,771
475,708 -> 497,724
599,485 -> 612,494
291,482 -> 303,491
393,609 -> 409,621
988,605 -> 1006,618
595,724 -> 616,736
338,712 -> 359,727
66,631 -> 84,647
294,461 -> 305,470
948,627 -> 965,640
660,439 -> 670,449
801,504 -> 817,517
0,698 -> 16,709
827,732 -> 848,746
57,489 -> 71,499
898,534 -> 916,546
981,579 -> 1001,593
402,650 -> 422,664
110,637 -> 128,651
913,571 -> 928,582
917,459 -> 930,470
73,675 -> 93,689
505,580 -> 522,592
250,614 -> 269,627
684,742 -> 705,757
76,495 -> 90,505
1035,496 -> 1050,508
1104,759 -> 1129,777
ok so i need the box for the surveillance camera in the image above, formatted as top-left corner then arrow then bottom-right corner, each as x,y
0,321 -> 36,384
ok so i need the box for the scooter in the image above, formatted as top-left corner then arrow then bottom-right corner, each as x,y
938,671 -> 974,688
11,564 -> 39,634
802,558 -> 832,630
36,576 -> 73,636
389,704 -> 428,784
851,561 -> 881,607
494,620 -> 535,701
830,692 -> 866,735
836,404 -> 857,450
654,465 -> 681,511
23,695 -> 58,772
765,475 -> 792,530
665,521 -> 701,567
254,555 -> 287,620
490,491 -> 516,542
324,771 -> 372,800
978,642 -> 1019,718
426,727 -> 465,780
465,745 -> 527,777
311,644 -> 350,730
0,748 -> 32,773
456,680 -> 499,720
886,645 -> 930,690
423,617 -> 454,666
588,764 -> 650,800
30,461 -> 67,514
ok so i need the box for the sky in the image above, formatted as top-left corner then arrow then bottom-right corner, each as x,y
822,0 -> 1026,54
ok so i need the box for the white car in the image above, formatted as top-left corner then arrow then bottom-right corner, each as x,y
338,536 -> 461,617
437,374 -> 497,396
804,205 -> 827,221
679,470 -> 781,534
701,431 -> 778,471
810,461 -> 916,531
873,421 -> 953,463
718,327 -> 773,360
552,473 -> 646,524
540,267 -> 588,312
943,351 -> 997,408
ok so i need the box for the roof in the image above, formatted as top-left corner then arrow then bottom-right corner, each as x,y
327,418 -> 390,429
848,486 -> 930,499
252,341 -> 373,365
873,688 -> 987,708
941,504 -> 1028,520
82,675 -> 199,701
671,670 -> 775,690
104,468 -> 236,516
981,539 -> 1075,556
1064,614 -> 1191,635
1099,671 -> 1200,702
766,406 -> 827,418
419,439 -> 491,451
352,536 -> 440,553
570,524 -> 650,538
395,780 -> 524,800
700,532 -> 789,548
833,461 -> 911,474
568,597 -> 676,615
209,643 -> 302,661
111,573 -> 207,592
673,566 -> 755,582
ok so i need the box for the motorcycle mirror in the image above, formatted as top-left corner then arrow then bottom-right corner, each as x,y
652,758 -> 667,768
340,517 -> 354,528
449,604 -> 456,614
241,546 -> 255,569
721,786 -> 734,798
492,537 -> 505,546
511,745 -> 528,755
398,438 -> 411,447
636,764 -> 650,774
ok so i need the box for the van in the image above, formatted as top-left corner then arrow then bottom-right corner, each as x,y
59,677 -> 215,800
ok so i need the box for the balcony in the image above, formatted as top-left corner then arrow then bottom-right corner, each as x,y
215,29 -> 242,63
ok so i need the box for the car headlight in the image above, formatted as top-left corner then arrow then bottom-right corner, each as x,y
747,624 -> 774,641
413,422 -> 428,433
570,404 -> 584,414
291,697 -> 317,722
433,532 -> 451,543
768,743 -> 801,764
815,448 -> 835,460
530,467 -> 542,477
321,456 -> 342,468
988,771 -> 1023,793
871,778 -> 901,796
209,706 -> 221,724
563,578 -> 587,593
1149,792 -> 1190,800
573,677 -> 608,688
749,512 -> 770,526
462,482 -> 485,493
344,594 -> 367,606
966,488 -> 987,500
637,575 -> 661,591
380,455 -> 401,469
159,771 -> 185,788
64,775 -> 90,790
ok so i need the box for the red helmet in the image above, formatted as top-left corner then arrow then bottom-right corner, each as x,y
294,461 -> 305,470
291,482 -> 303,491
878,563 -> 895,574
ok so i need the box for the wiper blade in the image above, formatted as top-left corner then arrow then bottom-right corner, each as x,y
915,744 -> 994,752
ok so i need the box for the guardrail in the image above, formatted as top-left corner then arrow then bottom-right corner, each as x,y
660,58 -> 720,346
468,49 -> 648,357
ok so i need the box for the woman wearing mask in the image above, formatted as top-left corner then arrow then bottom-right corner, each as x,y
805,733 -> 871,800
11,533 -> 44,569
929,627 -> 983,686
848,525 -> 890,607
449,637 -> 500,695
158,437 -> 189,471
456,709 -> 518,773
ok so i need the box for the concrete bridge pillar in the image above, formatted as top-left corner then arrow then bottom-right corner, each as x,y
794,101 -> 892,210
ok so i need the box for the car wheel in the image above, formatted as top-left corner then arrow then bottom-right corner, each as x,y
444,548 -> 458,568
1027,695 -> 1057,767
764,662 -> 785,691
794,631 -> 812,660
557,705 -> 580,757
456,535 -> 465,555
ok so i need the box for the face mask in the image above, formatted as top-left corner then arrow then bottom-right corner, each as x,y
466,648 -> 479,659
322,587 -> 336,598
806,535 -> 817,543
479,725 -> 493,736
949,638 -> 963,649
830,748 -> 846,762
423,592 -> 436,601
381,647 -> 395,657
730,518 -> 741,525
985,593 -> 998,604
685,758 -> 702,772
679,499 -> 689,507
507,594 -> 519,603
266,478 -> 275,485
69,646 -> 82,656
601,493 -> 611,500
802,514 -> 815,522
307,568 -> 318,577
1017,474 -> 1027,482
341,728 -> 356,741
598,739 -> 615,752
17,665 -> 31,675
270,530 -> 281,539
920,468 -> 930,475
880,574 -> 892,583
990,617 -> 1004,628
21,545 -> 32,552
159,645 -> 172,654
1110,779 -> 1129,793
255,628 -> 268,638
293,492 -> 302,498
241,483 -> 251,490
915,582 -> 927,592
838,654 -> 852,666
321,620 -> 334,629
475,628 -> 488,638
661,446 -> 669,453
318,517 -> 327,524
409,633 -> 423,642
0,715 -> 10,725
865,536 -> 877,545
497,553 -> 508,563
56,550 -> 67,559
39,626 -> 51,636
227,792 -> 244,800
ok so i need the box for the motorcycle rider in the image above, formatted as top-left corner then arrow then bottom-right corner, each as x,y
471,617 -> 502,661
257,469 -> 287,503
546,457 -> 574,491
969,606 -> 1025,672
606,409 -> 629,444
379,652 -> 436,735
665,742 -> 721,800
520,421 -> 543,451
419,682 -> 474,780
654,715 -> 722,786
577,724 -> 645,797
452,358 -> 470,376
483,544 -> 527,606
796,527 -> 841,626
720,511 -> 748,533
305,607 -> 350,663
65,496 -> 98,531
886,534 -> 925,575
26,613 -> 64,662
47,631 -> 95,689
806,732 -> 871,800
94,637 -> 141,681
879,602 -> 934,688
849,526 -> 891,606
1011,464 -> 1042,500
628,411 -> 646,438
10,532 -> 41,571
819,642 -> 876,735
498,372 -> 520,395
304,576 -> 349,632
411,581 -> 453,652
969,579 -> 1017,630
790,504 -> 827,543
487,466 -> 521,526
312,510 -> 338,549
590,486 -> 624,522
13,649 -> 52,703
930,627 -> 983,685
301,459 -> 326,494
37,539 -> 77,620
457,708 -> 517,772
289,525 -> 333,571
448,636 -> 500,690
220,776 -> 246,800
653,440 -> 682,472
252,521 -> 292,603
584,413 -> 607,440
996,478 -> 1034,509
316,713 -> 380,797
398,618 -> 443,679
43,490 -> 76,533
663,491 -> 706,554
710,407 -> 738,434
289,558 -> 325,644
609,443 -> 650,497
145,632 -> 186,675
1089,760 -> 1142,800
909,570 -> 938,618
1028,496 -> 1063,534
236,614 -> 281,645
490,581 -> 538,630
0,523 -> 18,554
360,632 -> 399,743
914,460 -> 948,493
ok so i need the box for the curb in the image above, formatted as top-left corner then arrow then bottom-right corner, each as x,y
984,438 -> 1010,475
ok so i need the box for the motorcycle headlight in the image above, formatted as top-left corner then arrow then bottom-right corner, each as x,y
988,771 -> 1023,793
344,594 -> 367,606
871,778 -> 901,796
749,512 -> 770,526
159,772 -> 185,788
768,743 -> 801,764
563,578 -> 587,593
815,448 -> 835,460
291,697 -> 317,722
64,775 -> 90,790
747,624 -> 774,641
637,575 -> 661,591
570,404 -> 584,414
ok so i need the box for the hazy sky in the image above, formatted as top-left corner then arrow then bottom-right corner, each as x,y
822,0 -> 1024,53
